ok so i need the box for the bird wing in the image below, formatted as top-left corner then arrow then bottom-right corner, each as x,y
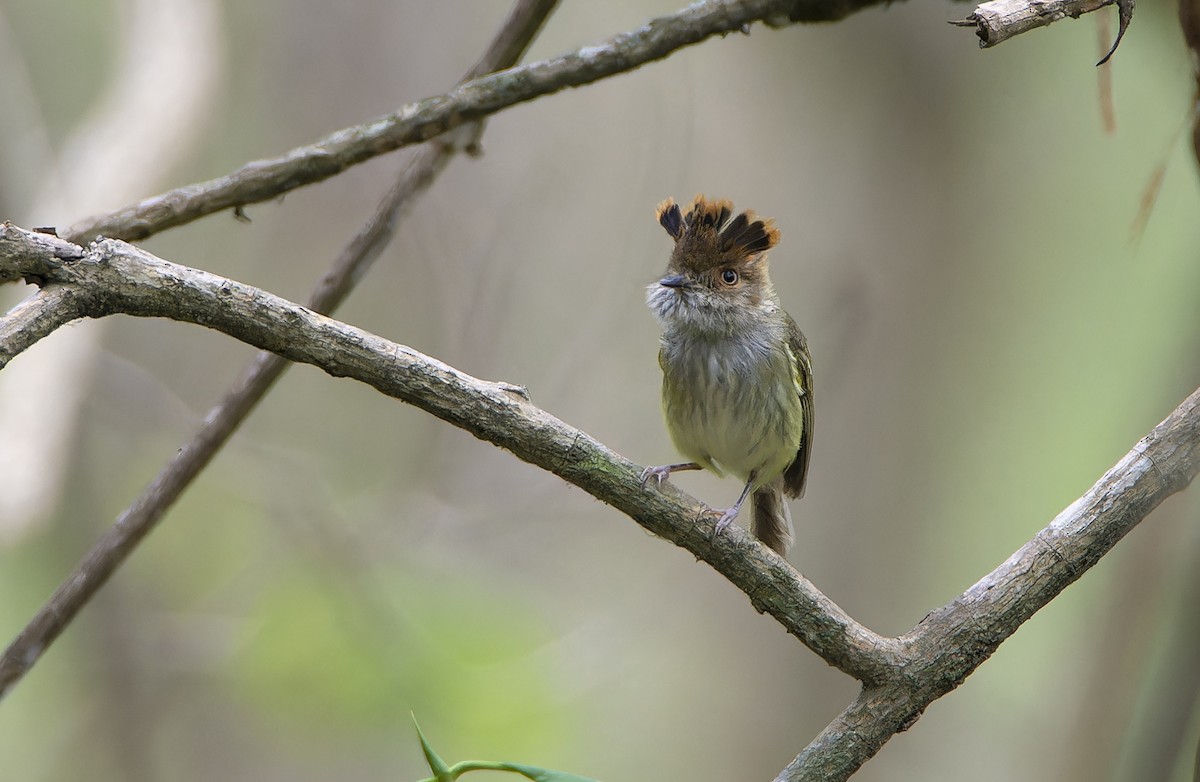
782,312 -> 813,499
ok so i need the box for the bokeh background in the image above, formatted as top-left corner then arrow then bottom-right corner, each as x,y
1,1 -> 1198,780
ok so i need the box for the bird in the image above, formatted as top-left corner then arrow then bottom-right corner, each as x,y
641,195 -> 812,556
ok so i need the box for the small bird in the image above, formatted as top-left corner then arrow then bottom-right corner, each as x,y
641,195 -> 812,556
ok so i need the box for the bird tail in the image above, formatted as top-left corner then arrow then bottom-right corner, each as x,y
751,482 -> 794,556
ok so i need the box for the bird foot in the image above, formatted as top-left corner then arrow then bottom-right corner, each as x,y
640,462 -> 700,488
713,505 -> 741,535
639,465 -> 673,488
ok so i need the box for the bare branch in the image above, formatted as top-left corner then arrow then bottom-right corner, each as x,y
4,226 -> 1199,771
0,286 -> 86,365
0,3 -> 1180,774
64,0 -> 894,244
775,385 -> 1200,780
950,0 -> 1134,63
0,224 -> 898,696
0,0 -> 559,701
0,0 -> 224,538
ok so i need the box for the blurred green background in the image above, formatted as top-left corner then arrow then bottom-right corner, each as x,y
1,1 -> 1198,780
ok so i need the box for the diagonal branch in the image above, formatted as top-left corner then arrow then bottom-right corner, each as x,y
64,0 -> 895,244
0,224 -> 898,695
775,386 -> 1200,780
3,226 -> 1199,779
0,0 -> 559,701
0,2 -> 1173,778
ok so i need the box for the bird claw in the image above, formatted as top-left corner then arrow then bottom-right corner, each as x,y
639,465 -> 672,488
713,506 -> 740,535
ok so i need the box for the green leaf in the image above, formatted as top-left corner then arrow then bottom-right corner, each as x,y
413,715 -> 454,782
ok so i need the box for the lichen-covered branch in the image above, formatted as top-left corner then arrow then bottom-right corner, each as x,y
64,0 -> 895,244
0,224 -> 896,697
3,224 -> 1198,782
775,386 -> 1200,780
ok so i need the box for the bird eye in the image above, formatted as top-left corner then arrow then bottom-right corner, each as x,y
720,269 -> 738,285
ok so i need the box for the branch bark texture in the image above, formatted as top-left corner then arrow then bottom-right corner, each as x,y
2,225 -> 1198,780
0,0 -> 560,704
64,0 -> 894,245
0,225 -> 896,692
0,1 -> 1174,778
952,0 -> 1133,63
778,386 -> 1200,779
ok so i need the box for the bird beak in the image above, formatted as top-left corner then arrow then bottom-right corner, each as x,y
659,274 -> 687,289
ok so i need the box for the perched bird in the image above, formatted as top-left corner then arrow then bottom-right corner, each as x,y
642,195 -> 812,556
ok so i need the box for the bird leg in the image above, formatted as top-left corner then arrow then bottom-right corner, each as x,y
714,473 -> 756,534
639,462 -> 701,488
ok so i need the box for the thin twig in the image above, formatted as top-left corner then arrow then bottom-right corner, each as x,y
0,0 -> 559,702
64,0 -> 893,244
